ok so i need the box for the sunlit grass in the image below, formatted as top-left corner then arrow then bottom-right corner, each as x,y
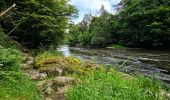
108,44 -> 126,49
66,69 -> 168,100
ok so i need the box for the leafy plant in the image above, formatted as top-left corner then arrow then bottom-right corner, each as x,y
0,47 -> 21,71
66,69 -> 167,100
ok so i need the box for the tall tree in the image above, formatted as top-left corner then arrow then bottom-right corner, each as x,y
117,0 -> 170,48
0,0 -> 77,48
89,6 -> 112,46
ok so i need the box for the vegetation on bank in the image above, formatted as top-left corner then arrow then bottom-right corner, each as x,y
1,0 -> 170,99
34,51 -> 170,100
67,69 -> 168,100
0,28 -> 41,99
67,0 -> 170,49
107,44 -> 126,49
0,0 -> 77,48
0,46 -> 41,100
0,0 -> 77,98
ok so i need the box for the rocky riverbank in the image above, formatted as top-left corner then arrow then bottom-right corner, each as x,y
21,52 -> 100,100
21,52 -> 170,100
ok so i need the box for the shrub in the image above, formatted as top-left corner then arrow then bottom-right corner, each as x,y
0,28 -> 17,49
0,47 -> 21,71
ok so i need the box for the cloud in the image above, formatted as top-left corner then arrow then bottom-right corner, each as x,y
70,0 -> 121,23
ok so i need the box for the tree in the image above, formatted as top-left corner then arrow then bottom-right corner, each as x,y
117,0 -> 170,48
89,6 -> 113,46
0,0 -> 77,48
79,13 -> 92,32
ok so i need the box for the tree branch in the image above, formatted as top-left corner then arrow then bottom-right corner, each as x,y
0,3 -> 16,17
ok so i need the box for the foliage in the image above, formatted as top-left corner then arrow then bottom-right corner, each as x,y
67,0 -> 170,49
116,0 -> 170,48
0,46 -> 21,71
34,51 -> 100,75
0,28 -> 17,49
108,44 -> 126,49
34,51 -> 170,100
67,6 -> 113,47
0,0 -> 77,48
66,69 -> 167,100
67,24 -> 81,46
0,71 -> 41,100
0,40 -> 41,99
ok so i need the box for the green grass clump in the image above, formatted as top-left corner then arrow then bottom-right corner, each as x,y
0,47 -> 21,71
34,51 -> 98,75
0,46 -> 41,100
0,72 -> 41,100
108,44 -> 126,49
66,69 -> 167,100
0,28 -> 18,49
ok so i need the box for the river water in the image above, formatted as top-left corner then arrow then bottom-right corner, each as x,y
57,45 -> 170,82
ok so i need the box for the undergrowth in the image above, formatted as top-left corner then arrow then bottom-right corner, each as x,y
0,34 -> 41,100
66,69 -> 168,100
34,51 -> 170,100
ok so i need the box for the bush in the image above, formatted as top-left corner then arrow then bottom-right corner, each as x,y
0,47 -> 21,71
0,28 -> 17,49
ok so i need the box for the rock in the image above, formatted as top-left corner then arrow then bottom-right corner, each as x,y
26,69 -> 47,80
41,67 -> 63,77
57,86 -> 69,94
45,86 -> 54,95
26,60 -> 34,65
36,80 -> 47,91
45,98 -> 52,100
21,64 -> 32,70
36,80 -> 55,94
52,77 -> 75,86
160,90 -> 170,99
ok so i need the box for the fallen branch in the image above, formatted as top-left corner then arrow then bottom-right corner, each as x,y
0,3 -> 16,17
6,26 -> 17,36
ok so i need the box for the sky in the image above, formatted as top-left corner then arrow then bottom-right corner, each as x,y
70,0 -> 121,23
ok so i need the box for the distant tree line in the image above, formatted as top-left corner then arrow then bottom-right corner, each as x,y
67,0 -> 170,49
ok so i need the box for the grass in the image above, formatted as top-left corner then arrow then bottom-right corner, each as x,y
34,51 -> 100,76
0,44 -> 42,99
108,44 -> 126,49
0,72 -> 41,100
34,51 -> 170,100
66,69 -> 168,100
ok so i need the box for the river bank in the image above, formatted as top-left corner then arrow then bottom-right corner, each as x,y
1,45 -> 170,100
23,51 -> 170,100
58,45 -> 170,82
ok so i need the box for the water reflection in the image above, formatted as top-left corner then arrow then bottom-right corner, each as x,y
57,45 -> 71,57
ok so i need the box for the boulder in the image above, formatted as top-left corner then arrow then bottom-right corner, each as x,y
44,67 -> 63,77
45,86 -> 54,95
45,98 -> 52,100
20,64 -> 33,70
26,69 -> 47,80
52,76 -> 76,87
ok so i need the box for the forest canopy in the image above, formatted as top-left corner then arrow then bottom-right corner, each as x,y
68,0 -> 170,49
0,0 -> 77,48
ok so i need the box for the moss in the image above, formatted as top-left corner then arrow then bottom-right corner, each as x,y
34,52 -> 99,76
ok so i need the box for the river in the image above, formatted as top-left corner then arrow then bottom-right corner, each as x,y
57,45 -> 170,82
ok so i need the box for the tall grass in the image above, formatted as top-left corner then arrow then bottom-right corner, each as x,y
66,69 -> 167,100
0,72 -> 41,100
0,44 -> 41,99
